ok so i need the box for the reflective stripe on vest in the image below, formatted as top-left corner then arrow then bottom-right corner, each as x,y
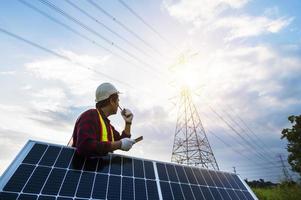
96,109 -> 114,142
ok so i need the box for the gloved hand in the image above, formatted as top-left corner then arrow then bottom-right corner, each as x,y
120,138 -> 135,151
121,108 -> 133,123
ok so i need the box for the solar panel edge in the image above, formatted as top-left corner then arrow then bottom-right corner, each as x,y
0,140 -> 35,191
237,175 -> 259,200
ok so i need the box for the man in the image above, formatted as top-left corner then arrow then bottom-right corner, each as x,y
72,82 -> 135,157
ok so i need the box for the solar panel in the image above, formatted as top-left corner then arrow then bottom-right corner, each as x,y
0,141 -> 258,200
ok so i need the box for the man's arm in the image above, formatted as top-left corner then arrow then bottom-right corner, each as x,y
122,108 -> 133,136
110,140 -> 122,151
124,123 -> 131,136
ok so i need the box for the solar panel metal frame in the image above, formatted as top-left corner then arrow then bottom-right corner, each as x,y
0,140 -> 258,200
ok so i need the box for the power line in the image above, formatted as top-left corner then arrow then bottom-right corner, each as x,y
18,0 -> 138,69
235,161 -> 288,168
219,107 -> 279,164
198,107 -> 290,180
237,165 -> 290,172
230,104 -> 277,150
198,107 -> 281,169
0,27 -> 133,88
64,0 -> 160,64
208,104 -> 279,166
199,95 -> 280,166
207,128 -> 284,172
37,0 -> 157,72
87,0 -> 165,59
241,170 -> 283,176
201,107 -> 277,167
117,0 -> 176,49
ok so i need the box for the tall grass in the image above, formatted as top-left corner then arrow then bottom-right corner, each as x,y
252,184 -> 301,200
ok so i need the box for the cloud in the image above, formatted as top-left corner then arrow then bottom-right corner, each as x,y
215,16 -> 293,40
0,70 -> 16,75
163,0 -> 293,41
163,0 -> 249,22
25,50 -> 111,97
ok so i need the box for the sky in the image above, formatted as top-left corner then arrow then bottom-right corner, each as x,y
0,0 -> 300,183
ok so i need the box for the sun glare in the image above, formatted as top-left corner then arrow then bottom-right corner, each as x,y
175,68 -> 199,89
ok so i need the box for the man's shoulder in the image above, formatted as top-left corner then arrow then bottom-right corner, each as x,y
78,108 -> 98,120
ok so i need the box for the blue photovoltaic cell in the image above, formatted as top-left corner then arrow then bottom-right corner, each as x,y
42,168 -> 66,195
18,193 -> 37,200
191,185 -> 205,200
192,168 -> 207,186
23,166 -> 51,193
3,164 -> 35,192
54,148 -> 74,168
122,157 -> 133,177
236,190 -> 248,200
146,180 -> 159,200
76,172 -> 95,198
210,171 -> 224,187
156,163 -> 168,181
201,170 -> 215,187
181,183 -> 195,200
232,174 -> 247,190
210,187 -> 223,200
59,170 -> 81,197
144,160 -> 155,179
92,174 -> 108,199
22,144 -> 47,164
38,195 -> 56,200
170,183 -> 184,200
219,189 -> 232,200
174,165 -> 188,183
56,197 -> 73,200
107,175 -> 121,200
121,177 -> 133,199
165,164 -> 179,182
134,178 -> 147,200
110,155 -> 121,175
217,172 -> 232,188
97,156 -> 110,173
39,146 -> 61,166
160,181 -> 173,200
227,189 -> 240,200
69,153 -> 85,170
200,186 -> 214,200
133,159 -> 144,178
183,166 -> 198,184
83,158 -> 98,172
244,191 -> 255,200
0,192 -> 18,199
223,173 -> 240,189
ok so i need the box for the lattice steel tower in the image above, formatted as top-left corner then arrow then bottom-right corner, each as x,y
171,87 -> 219,170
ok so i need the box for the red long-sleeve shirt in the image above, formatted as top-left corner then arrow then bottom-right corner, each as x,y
72,108 -> 130,157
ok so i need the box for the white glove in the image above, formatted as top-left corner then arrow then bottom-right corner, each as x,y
120,138 -> 135,151
121,108 -> 133,123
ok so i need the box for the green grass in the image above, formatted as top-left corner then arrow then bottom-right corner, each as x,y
252,184 -> 301,200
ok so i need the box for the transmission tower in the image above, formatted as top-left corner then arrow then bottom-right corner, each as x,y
279,154 -> 292,181
171,87 -> 219,170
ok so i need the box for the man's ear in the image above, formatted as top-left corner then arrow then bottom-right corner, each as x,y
109,97 -> 116,106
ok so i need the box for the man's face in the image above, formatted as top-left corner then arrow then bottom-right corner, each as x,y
111,95 -> 119,114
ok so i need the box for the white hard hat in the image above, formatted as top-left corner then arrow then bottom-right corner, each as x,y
95,83 -> 119,102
